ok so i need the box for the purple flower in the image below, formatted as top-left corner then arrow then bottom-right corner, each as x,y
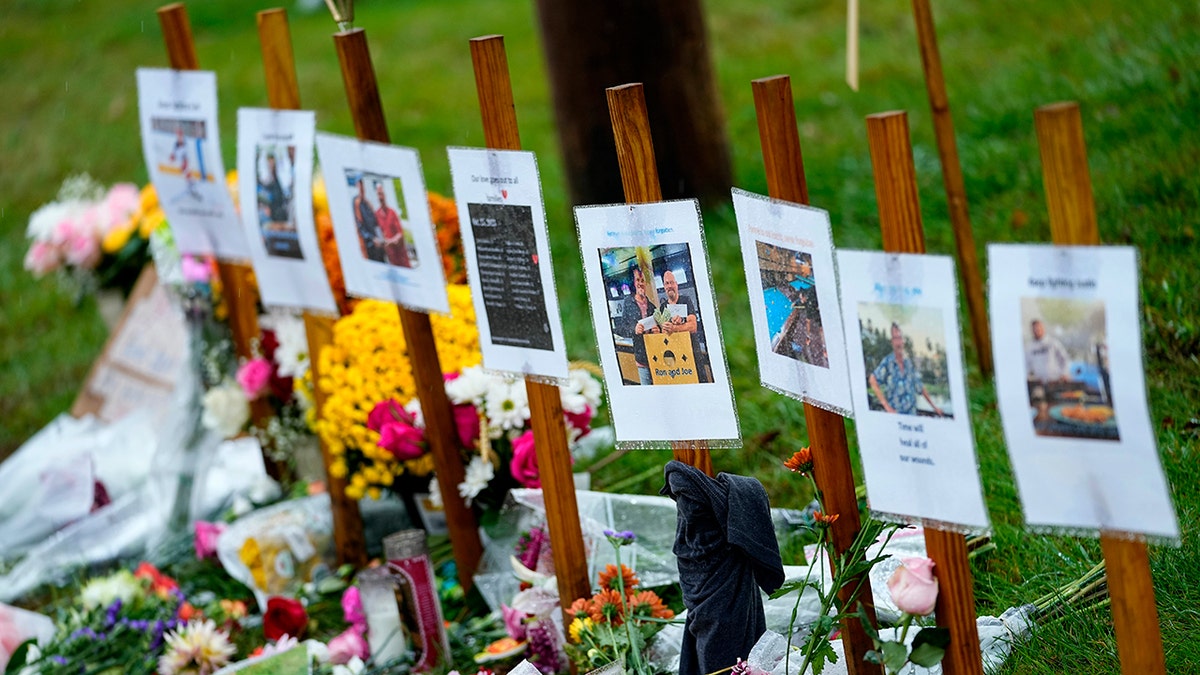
526,620 -> 563,673
603,529 -> 636,546
104,599 -> 123,628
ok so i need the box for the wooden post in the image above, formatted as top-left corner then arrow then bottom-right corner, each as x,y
468,34 -> 592,619
910,0 -> 992,378
332,28 -> 483,588
751,75 -> 882,675
1034,101 -> 1166,674
156,2 -> 283,478
606,83 -> 713,477
256,7 -> 368,568
866,111 -> 984,675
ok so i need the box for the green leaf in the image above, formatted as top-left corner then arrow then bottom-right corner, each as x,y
864,650 -> 883,665
4,640 -> 35,675
881,641 -> 908,672
908,627 -> 951,667
768,579 -> 820,600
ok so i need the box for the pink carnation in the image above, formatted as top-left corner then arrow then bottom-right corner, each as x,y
194,520 -> 226,560
24,240 -> 62,276
327,627 -> 370,664
509,430 -> 540,488
103,183 -> 140,226
236,358 -> 274,400
64,230 -> 101,269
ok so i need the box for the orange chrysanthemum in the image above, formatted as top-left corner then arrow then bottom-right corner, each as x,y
813,511 -> 840,527
568,597 -> 593,621
589,588 -> 625,625
627,590 -> 675,620
597,564 -> 640,593
784,447 -> 814,475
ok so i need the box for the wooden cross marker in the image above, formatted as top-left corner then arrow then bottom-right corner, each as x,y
468,33 -> 591,622
156,3 -> 284,480
255,7 -> 368,569
752,74 -> 882,675
910,0 -> 992,378
1034,101 -> 1166,674
606,83 -> 713,477
331,27 -> 483,588
866,110 -> 983,675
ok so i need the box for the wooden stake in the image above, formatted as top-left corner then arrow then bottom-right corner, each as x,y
255,7 -> 368,569
605,83 -> 713,477
1034,101 -> 1165,674
910,0 -> 991,378
468,34 -> 592,619
866,111 -> 984,675
156,2 -> 283,478
332,28 -> 482,588
751,75 -> 881,675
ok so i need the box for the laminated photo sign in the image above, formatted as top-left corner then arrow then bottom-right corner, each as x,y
837,250 -> 988,531
137,68 -> 248,259
988,244 -> 1177,539
446,147 -> 568,380
576,200 -> 739,448
732,189 -> 854,415
314,132 -> 449,314
236,108 -> 336,314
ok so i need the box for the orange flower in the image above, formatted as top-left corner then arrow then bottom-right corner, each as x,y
427,192 -> 465,284
589,588 -> 625,625
627,590 -> 675,620
568,597 -> 594,621
813,511 -> 840,527
177,601 -> 202,621
597,564 -> 639,593
134,562 -> 179,599
784,447 -> 814,475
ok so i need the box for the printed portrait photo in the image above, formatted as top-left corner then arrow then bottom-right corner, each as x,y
756,241 -> 829,368
255,144 -> 301,259
858,302 -> 954,419
150,117 -> 217,205
343,169 -> 419,269
598,244 -> 712,386
1020,297 -> 1118,441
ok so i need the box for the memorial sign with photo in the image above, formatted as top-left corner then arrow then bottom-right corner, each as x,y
732,189 -> 853,415
837,250 -> 988,530
315,133 -> 449,314
137,68 -> 248,260
446,148 -> 568,380
988,244 -> 1177,539
236,109 -> 336,314
576,200 -> 739,447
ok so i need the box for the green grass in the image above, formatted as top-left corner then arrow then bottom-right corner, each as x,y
2,1 -> 1198,673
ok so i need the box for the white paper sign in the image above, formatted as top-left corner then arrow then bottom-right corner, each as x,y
988,244 -> 1177,538
732,189 -> 854,416
576,200 -> 739,448
837,250 -> 988,530
136,68 -> 248,260
236,109 -> 336,314
446,148 -> 568,380
314,132 -> 449,314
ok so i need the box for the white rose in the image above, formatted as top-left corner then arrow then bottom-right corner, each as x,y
202,382 -> 250,438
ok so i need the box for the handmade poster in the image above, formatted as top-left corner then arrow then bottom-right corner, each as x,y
136,68 -> 248,260
314,132 -> 449,314
576,200 -> 739,448
732,189 -> 854,415
446,148 -> 568,380
236,109 -> 336,314
988,244 -> 1177,539
836,250 -> 988,530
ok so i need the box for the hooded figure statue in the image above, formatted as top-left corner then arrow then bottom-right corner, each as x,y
660,460 -> 786,675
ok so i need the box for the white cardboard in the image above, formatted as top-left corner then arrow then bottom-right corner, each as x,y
236,108 -> 336,314
446,148 -> 568,380
732,188 -> 854,416
137,68 -> 248,260
576,200 -> 739,448
988,244 -> 1177,539
314,132 -> 449,314
837,250 -> 988,531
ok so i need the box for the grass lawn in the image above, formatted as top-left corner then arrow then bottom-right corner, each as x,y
1,1 -> 1197,672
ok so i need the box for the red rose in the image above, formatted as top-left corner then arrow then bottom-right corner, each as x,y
263,596 -> 308,641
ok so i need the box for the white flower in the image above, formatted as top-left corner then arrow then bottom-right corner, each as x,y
427,476 -> 443,509
484,377 -> 529,433
79,569 -> 139,609
445,366 -> 491,406
230,495 -> 253,517
332,656 -> 366,675
157,619 -> 236,675
561,368 -> 603,414
260,312 -> 309,379
457,456 -> 495,505
26,201 -> 76,242
405,399 -> 424,429
307,640 -> 331,663
202,381 -> 251,438
259,635 -> 299,658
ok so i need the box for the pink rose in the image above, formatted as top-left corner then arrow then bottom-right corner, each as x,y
181,255 -> 212,284
887,557 -> 939,616
327,626 -> 370,664
64,230 -> 101,268
378,422 -> 425,460
509,430 -> 540,488
236,358 -> 274,400
501,604 -> 528,641
341,586 -> 366,631
194,520 -> 226,560
367,399 -> 413,432
452,403 -> 480,447
24,240 -> 62,276
103,183 -> 140,224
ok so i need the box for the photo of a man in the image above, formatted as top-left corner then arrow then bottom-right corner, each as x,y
375,181 -> 412,268
343,171 -> 418,268
256,145 -> 301,259
858,303 -> 953,418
